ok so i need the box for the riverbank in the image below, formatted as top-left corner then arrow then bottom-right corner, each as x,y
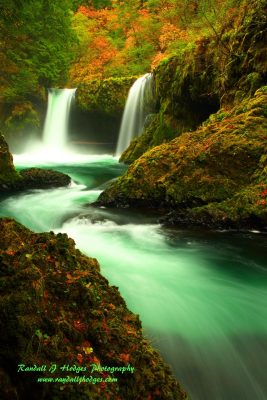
0,217 -> 188,400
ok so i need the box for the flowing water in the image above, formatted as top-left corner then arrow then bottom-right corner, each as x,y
1,155 -> 267,400
116,73 -> 154,156
24,88 -> 77,160
43,88 -> 76,151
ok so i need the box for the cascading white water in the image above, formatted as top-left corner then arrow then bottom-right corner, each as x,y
116,73 -> 154,156
43,88 -> 76,151
13,88 -> 78,164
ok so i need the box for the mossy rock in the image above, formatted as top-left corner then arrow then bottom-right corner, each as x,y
161,183 -> 267,230
76,77 -> 137,116
0,218 -> 188,400
0,167 -> 71,193
120,114 -> 178,164
97,87 -> 267,230
19,168 -> 71,189
0,134 -> 21,186
0,99 -> 43,146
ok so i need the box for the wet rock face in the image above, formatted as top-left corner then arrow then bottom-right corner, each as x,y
98,87 -> 267,231
0,218 -> 188,400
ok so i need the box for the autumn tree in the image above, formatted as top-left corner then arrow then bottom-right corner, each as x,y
0,0 -> 77,101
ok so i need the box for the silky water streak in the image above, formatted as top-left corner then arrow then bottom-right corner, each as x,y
43,88 -> 76,151
116,73 -> 154,156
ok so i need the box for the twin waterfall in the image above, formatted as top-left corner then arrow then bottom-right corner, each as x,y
42,74 -> 153,155
43,88 -> 76,151
116,73 -> 154,156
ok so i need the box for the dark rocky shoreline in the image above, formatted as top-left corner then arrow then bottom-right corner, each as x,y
0,167 -> 71,193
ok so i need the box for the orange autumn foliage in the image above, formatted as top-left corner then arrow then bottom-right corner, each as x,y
89,37 -> 117,70
151,52 -> 166,69
159,23 -> 189,51
70,0 -> 245,82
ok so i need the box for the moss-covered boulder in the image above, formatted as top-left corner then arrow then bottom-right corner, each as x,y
0,166 -> 71,193
76,77 -> 137,116
0,92 -> 45,147
19,168 -> 71,190
0,218 -> 188,400
98,86 -> 267,230
0,134 -> 21,187
1,168 -> 71,193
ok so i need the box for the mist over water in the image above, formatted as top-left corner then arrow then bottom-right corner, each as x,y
1,155 -> 267,400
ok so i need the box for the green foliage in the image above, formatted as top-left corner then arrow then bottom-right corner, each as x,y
1,0 -> 266,141
92,0 -> 112,7
68,0 -> 257,85
0,134 -> 21,184
125,43 -> 155,74
65,0 -> 113,12
0,0 -> 77,101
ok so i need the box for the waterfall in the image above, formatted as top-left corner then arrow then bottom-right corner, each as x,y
43,88 -> 76,151
116,73 -> 154,156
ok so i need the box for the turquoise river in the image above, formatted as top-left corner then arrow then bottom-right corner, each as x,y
0,154 -> 266,400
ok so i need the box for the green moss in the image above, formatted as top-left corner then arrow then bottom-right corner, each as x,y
5,102 -> 40,131
0,218 -> 188,399
76,76 -> 137,116
19,168 -> 71,189
120,114 -> 167,164
186,182 -> 267,228
120,114 -> 180,164
0,134 -> 21,184
98,87 -> 267,229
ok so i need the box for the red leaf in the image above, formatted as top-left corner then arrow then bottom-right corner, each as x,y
77,353 -> 83,364
119,353 -> 130,363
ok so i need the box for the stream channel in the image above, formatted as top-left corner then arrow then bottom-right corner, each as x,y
0,154 -> 267,400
